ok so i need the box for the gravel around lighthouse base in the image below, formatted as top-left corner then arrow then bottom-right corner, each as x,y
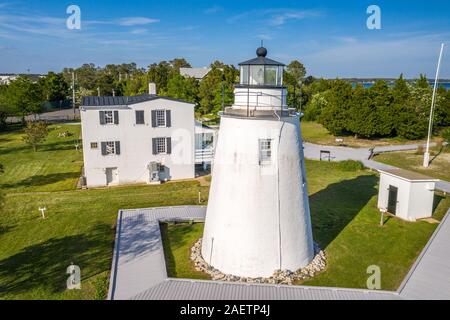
190,238 -> 327,285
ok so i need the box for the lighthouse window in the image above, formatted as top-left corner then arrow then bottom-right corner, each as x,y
240,66 -> 249,85
264,66 -> 277,85
259,139 -> 272,164
250,65 -> 265,85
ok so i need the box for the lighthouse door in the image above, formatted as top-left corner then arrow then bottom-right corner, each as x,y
387,185 -> 398,215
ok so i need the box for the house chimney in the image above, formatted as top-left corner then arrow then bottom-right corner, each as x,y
149,82 -> 157,95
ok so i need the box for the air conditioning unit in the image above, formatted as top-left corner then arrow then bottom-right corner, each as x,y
148,162 -> 162,184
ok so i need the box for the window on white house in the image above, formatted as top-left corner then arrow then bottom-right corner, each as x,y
105,111 -> 114,124
259,139 -> 272,164
90,142 -> 98,149
156,110 -> 166,127
106,141 -> 115,155
156,137 -> 166,154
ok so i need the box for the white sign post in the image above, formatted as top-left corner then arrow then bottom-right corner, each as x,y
39,207 -> 47,219
380,208 -> 387,227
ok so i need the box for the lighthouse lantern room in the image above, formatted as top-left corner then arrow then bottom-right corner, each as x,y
201,47 -> 314,278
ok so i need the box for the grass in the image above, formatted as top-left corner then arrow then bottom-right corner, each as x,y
0,124 -> 209,299
374,145 -> 450,182
161,160 -> 448,291
160,222 -> 210,280
0,124 -> 83,193
0,123 -> 448,298
301,121 -> 439,148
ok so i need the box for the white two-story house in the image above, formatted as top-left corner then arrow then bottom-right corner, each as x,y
80,87 -> 198,188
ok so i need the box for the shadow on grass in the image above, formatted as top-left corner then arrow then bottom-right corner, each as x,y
160,222 -> 198,278
160,223 -> 177,277
310,174 -> 378,248
0,172 -> 80,190
0,224 -> 114,297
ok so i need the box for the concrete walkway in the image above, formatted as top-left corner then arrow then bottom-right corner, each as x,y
109,206 -> 399,300
303,141 -> 450,193
109,206 -> 450,300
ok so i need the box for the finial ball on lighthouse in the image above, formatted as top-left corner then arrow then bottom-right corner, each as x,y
256,46 -> 268,57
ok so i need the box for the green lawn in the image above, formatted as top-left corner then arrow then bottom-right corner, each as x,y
160,222 -> 210,280
162,160 -> 448,291
0,124 -> 209,300
301,121 -> 438,148
0,124 -> 83,193
374,146 -> 450,182
0,124 -> 448,299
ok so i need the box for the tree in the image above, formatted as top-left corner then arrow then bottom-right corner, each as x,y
198,63 -> 239,115
2,76 -> 42,123
441,127 -> 450,144
0,163 -> 3,174
170,58 -> 191,72
347,84 -> 377,137
22,121 -> 48,152
285,60 -> 307,86
367,80 -> 395,137
38,72 -> 70,102
163,74 -> 199,103
147,61 -> 173,94
304,92 -> 328,121
318,80 -> 353,135
285,60 -> 307,110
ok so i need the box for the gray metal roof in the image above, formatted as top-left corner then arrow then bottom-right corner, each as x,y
132,279 -> 399,300
399,208 -> 450,299
180,67 -> 211,79
108,206 -> 406,300
107,206 -> 207,300
81,94 -> 194,108
109,205 -> 450,300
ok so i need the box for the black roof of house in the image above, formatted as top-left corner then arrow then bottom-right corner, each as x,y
81,94 -> 193,108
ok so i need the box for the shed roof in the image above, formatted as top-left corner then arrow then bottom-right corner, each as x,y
379,168 -> 439,182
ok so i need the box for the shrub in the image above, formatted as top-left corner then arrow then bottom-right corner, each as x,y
441,127 -> 450,144
334,160 -> 364,171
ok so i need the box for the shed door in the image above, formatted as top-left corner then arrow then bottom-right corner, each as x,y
387,185 -> 398,215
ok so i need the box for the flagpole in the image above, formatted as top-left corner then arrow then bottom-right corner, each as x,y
423,43 -> 445,168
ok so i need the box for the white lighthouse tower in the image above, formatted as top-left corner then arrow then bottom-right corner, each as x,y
201,47 -> 314,278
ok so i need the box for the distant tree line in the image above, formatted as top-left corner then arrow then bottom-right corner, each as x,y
0,58 -> 449,140
301,75 -> 450,139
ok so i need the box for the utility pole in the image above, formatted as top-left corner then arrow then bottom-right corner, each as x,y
221,83 -> 225,112
72,72 -> 76,114
423,43 -> 445,168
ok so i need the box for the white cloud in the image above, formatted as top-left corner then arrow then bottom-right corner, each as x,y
118,17 -> 160,26
268,10 -> 322,26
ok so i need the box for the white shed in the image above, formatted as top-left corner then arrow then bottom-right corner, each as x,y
377,168 -> 439,221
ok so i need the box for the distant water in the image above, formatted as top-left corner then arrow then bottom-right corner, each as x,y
352,82 -> 450,90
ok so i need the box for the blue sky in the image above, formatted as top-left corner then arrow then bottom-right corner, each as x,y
0,0 -> 449,78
